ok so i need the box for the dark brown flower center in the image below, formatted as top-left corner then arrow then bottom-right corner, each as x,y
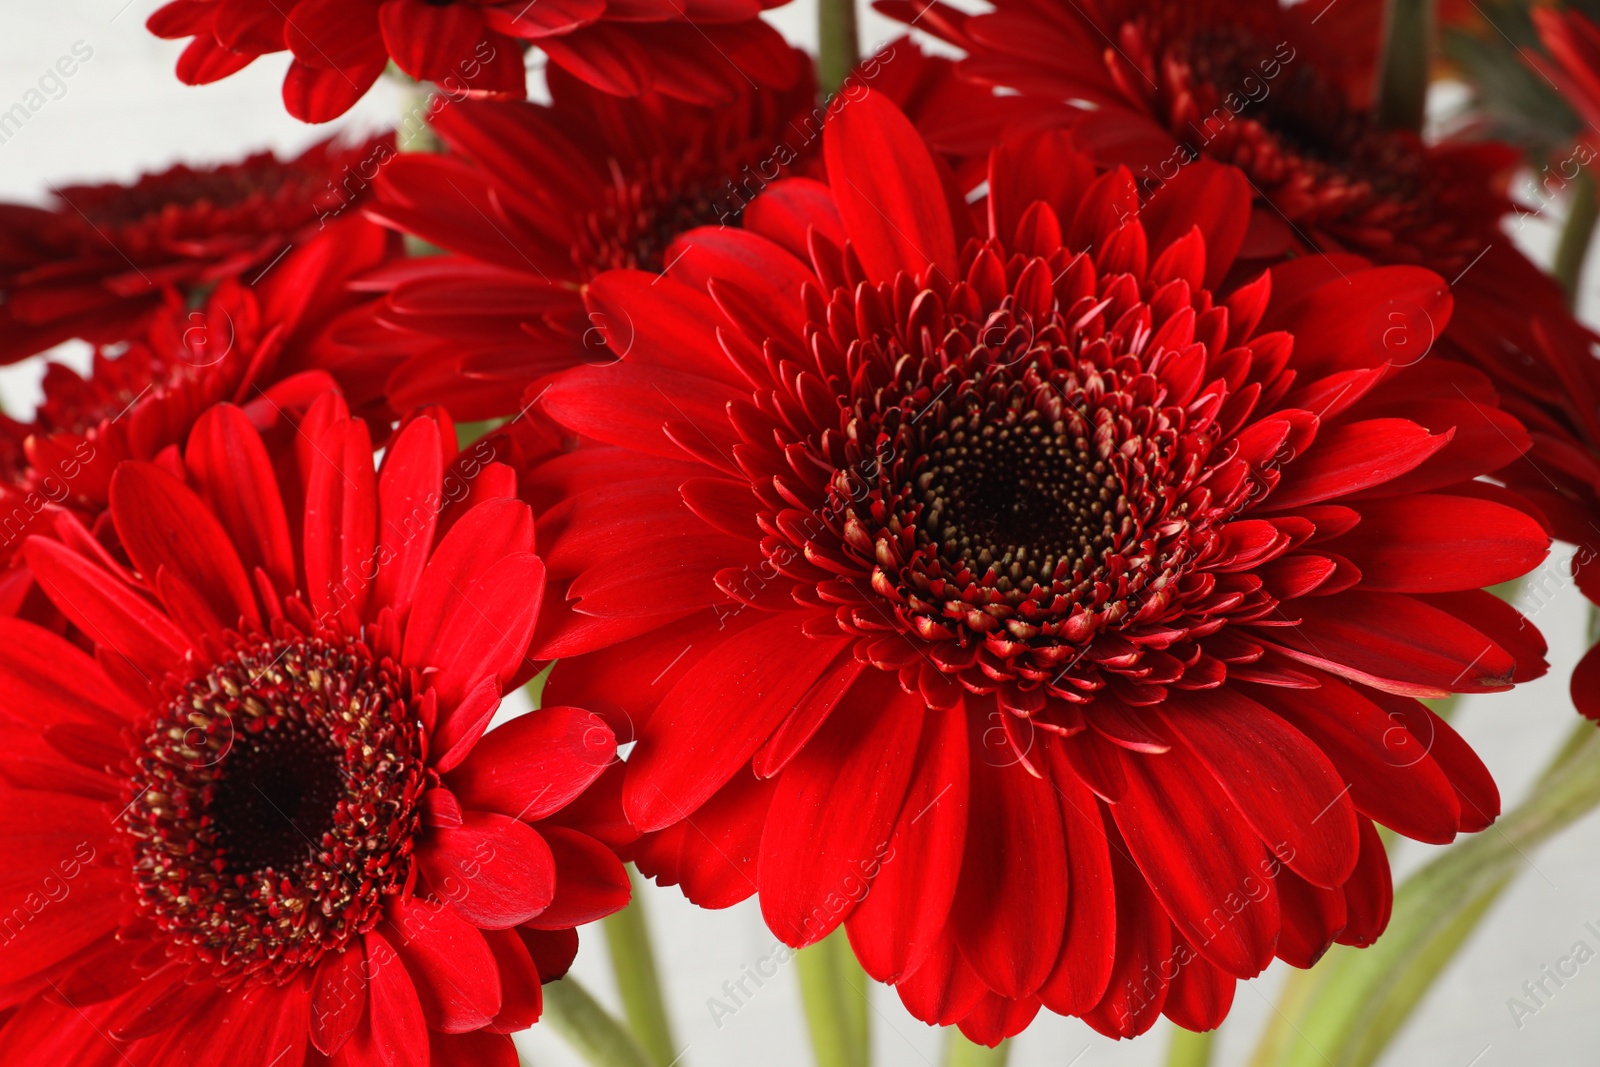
915,383 -> 1127,588
121,635 -> 425,985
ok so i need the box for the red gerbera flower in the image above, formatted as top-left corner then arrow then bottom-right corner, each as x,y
0,394 -> 631,1065
0,134 -> 391,363
880,0 -> 1571,388
362,42 -> 1009,420
0,217 -> 399,616
146,0 -> 800,124
530,92 -> 1549,1043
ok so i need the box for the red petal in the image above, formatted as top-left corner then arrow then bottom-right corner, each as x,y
378,0 -> 487,81
311,948 -> 368,1055
449,705 -> 614,821
1336,819 -> 1393,947
1267,592 -> 1517,696
418,812 -> 556,928
844,700 -> 968,982
525,826 -> 631,929
633,769 -> 773,908
109,462 -> 258,630
1269,419 -> 1450,509
186,404 -> 294,598
1275,868 -> 1347,969
1036,753 -> 1116,1016
1082,833 -> 1172,1039
24,536 -> 193,682
282,57 -> 386,123
1158,689 -> 1358,889
350,930 -> 428,1067
758,670 -> 923,946
482,927 -> 543,1030
371,415 -> 444,619
387,894 -> 501,1032
1328,494 -> 1548,592
1255,677 -> 1461,845
1161,933 -> 1236,1032
824,90 -> 957,283
893,929 -> 988,1026
950,713 -> 1068,998
624,613 -> 850,832
1111,746 -> 1279,978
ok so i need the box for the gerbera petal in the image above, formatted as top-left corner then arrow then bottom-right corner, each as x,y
1082,836 -> 1172,1039
633,769 -> 773,908
1327,494 -> 1548,592
349,930 -> 429,1067
844,699 -> 968,983
407,551 -> 545,710
418,812 -> 557,928
310,948 -> 368,1056
758,670 -> 923,946
1036,756 -> 1116,1017
448,705 -> 614,822
624,613 -> 851,832
386,895 -> 502,1033
950,718 -> 1069,998
24,536 -> 193,683
371,414 -> 445,620
109,462 -> 259,630
1157,689 -> 1359,889
894,929 -> 988,1027
1161,934 -> 1236,1032
1112,745 -> 1280,978
524,826 -> 632,929
378,0 -> 488,81
481,928 -> 543,1030
823,89 -> 957,283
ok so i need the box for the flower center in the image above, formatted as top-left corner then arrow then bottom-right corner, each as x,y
915,385 -> 1126,587
575,165 -> 728,277
121,636 -> 426,985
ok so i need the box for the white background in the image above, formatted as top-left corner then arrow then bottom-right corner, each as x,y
4,4 -> 1599,1066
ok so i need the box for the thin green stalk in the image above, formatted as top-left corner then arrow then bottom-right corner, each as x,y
943,1031 -> 1009,1067
1554,172 -> 1599,306
603,868 -> 682,1067
796,928 -> 870,1067
1251,720 -> 1600,1067
1375,0 -> 1434,132
541,976 -> 657,1067
1166,1027 -> 1216,1067
818,0 -> 861,96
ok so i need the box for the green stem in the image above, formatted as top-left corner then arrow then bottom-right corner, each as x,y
1252,720 -> 1600,1067
818,0 -> 861,97
1375,0 -> 1435,132
1166,1027 -> 1216,1067
1554,172 -> 1599,307
541,976 -> 657,1067
602,868 -> 682,1067
796,929 -> 870,1067
943,1031 -> 1009,1066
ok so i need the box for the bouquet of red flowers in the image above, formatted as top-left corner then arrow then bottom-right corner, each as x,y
2,1 -> 1599,1065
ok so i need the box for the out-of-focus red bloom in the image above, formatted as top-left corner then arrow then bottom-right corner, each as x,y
0,392 -> 633,1065
529,92 -> 1548,1043
0,216 -> 401,614
880,0 -> 1571,390
1496,316 -> 1600,721
1532,6 -> 1600,147
146,0 -> 800,123
360,42 -> 1016,421
0,134 -> 391,363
